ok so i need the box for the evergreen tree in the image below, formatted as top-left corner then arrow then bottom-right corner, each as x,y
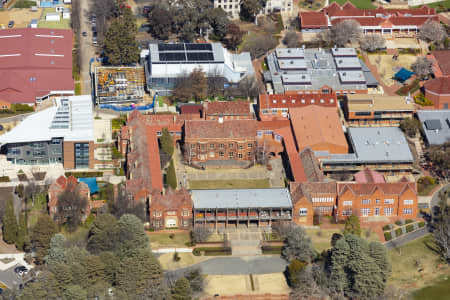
16,212 -> 29,250
82,255 -> 106,288
343,215 -> 361,236
31,215 -> 58,264
287,259 -> 307,288
63,284 -> 87,300
46,234 -> 66,266
87,214 -> 119,254
369,241 -> 391,282
282,225 -> 315,262
161,128 -> 174,157
166,160 -> 177,190
171,277 -> 192,300
329,237 -> 350,294
3,197 -> 18,244
99,251 -> 118,285
116,214 -> 150,258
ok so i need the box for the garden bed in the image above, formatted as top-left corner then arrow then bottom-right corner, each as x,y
193,246 -> 232,256
65,171 -> 103,178
396,79 -> 420,96
414,93 -> 433,106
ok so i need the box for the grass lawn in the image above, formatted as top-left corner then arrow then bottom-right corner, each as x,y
148,231 -> 191,249
189,179 -> 271,190
418,183 -> 438,196
414,0 -> 450,11
329,0 -> 376,9
305,227 -> 379,253
388,234 -> 450,289
413,276 -> 450,300
298,0 -> 326,10
26,192 -> 48,228
38,8 -> 71,29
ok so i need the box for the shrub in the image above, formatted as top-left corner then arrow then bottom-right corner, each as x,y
14,0 -> 35,8
396,79 -> 420,96
418,221 -> 425,228
169,233 -> 175,239
0,176 -> 10,182
193,246 -> 232,256
405,219 -> 414,224
395,220 -> 402,226
406,224 -> 414,233
261,245 -> 283,255
173,252 -> 181,261
384,232 -> 392,241
382,224 -> 391,231
192,248 -> 201,256
111,145 -> 123,160
65,171 -> 103,178
11,103 -> 34,113
395,228 -> 403,237
414,93 -> 434,106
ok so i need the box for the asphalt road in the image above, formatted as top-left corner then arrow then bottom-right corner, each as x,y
166,256 -> 288,278
79,0 -> 96,95
0,266 -> 23,289
0,113 -> 32,123
384,227 -> 430,249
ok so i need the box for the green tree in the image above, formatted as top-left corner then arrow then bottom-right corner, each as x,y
16,212 -> 29,250
99,251 -> 119,284
171,277 -> 192,300
399,117 -> 421,138
104,7 -> 139,65
147,5 -> 173,40
116,214 -> 150,258
282,225 -> 315,262
368,241 -> 391,283
3,197 -> 18,244
240,0 -> 264,22
343,215 -> 361,236
46,234 -> 66,266
31,215 -> 58,264
287,259 -> 308,288
166,160 -> 177,190
209,8 -> 229,39
160,127 -> 175,167
87,213 -> 119,254
82,255 -> 107,290
184,268 -> 204,292
19,270 -> 60,300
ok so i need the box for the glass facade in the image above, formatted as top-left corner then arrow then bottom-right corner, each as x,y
75,143 -> 90,168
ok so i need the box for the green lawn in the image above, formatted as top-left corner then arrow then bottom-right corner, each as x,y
38,9 -> 71,29
414,0 -> 450,12
414,276 -> 450,300
298,0 -> 326,10
27,193 -> 48,228
388,235 -> 450,289
330,0 -> 376,9
189,179 -> 271,190
148,232 -> 191,249
419,183 -> 438,196
75,83 -> 81,95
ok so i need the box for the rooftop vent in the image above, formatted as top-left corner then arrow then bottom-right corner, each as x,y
287,49 -> 291,53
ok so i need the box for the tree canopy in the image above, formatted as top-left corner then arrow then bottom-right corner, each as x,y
343,215 -> 361,236
32,215 -> 58,264
3,197 -> 18,244
282,225 -> 315,262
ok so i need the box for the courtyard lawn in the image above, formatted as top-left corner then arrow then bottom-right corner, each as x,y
148,231 -> 191,249
189,179 -> 271,190
414,0 -> 450,12
38,8 -> 71,29
298,0 -> 326,10
329,0 -> 376,9
305,227 -> 379,253
27,192 -> 48,228
413,276 -> 450,300
388,234 -> 450,289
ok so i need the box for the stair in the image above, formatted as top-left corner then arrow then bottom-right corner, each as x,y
230,240 -> 262,256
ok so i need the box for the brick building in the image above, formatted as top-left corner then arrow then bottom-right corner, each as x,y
149,189 -> 193,230
48,175 -> 91,222
204,101 -> 253,120
258,93 -> 337,121
184,119 -> 257,166
423,77 -> 450,110
344,94 -> 415,127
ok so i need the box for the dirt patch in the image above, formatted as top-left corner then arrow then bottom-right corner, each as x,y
367,54 -> 417,86
0,8 -> 43,28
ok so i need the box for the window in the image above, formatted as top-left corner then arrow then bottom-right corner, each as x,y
361,208 -> 371,216
299,208 -> 308,216
167,211 -> 176,216
229,143 -> 234,148
181,210 -> 189,217
239,145 -> 243,150
343,201 -> 352,206
153,211 -> 162,217
247,152 -> 252,157
362,199 -> 371,205
343,209 -> 352,216
228,152 -> 234,159
238,153 -> 243,159
248,143 -> 253,148
219,144 -> 224,149
384,199 -> 394,204
384,207 -> 393,216
374,207 -> 380,216
403,199 -> 414,205
219,151 -> 224,157
403,208 -> 413,215
183,220 -> 189,226
376,199 -> 380,204
74,143 -> 89,169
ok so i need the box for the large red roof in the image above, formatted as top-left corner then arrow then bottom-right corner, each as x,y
424,77 -> 450,95
431,50 -> 450,76
0,28 -> 74,104
299,12 -> 329,28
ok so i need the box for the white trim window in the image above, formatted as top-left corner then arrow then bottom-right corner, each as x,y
384,199 -> 394,204
343,201 -> 352,206
384,207 -> 393,216
403,199 -> 414,205
343,209 -> 352,216
403,208 -> 413,215
299,208 -> 308,216
362,199 -> 371,205
361,208 -> 371,216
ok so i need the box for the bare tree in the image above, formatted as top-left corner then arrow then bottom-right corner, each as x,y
207,67 -> 225,98
418,20 -> 447,43
241,33 -> 278,59
255,143 -> 270,165
56,181 -> 88,232
283,31 -> 301,48
411,56 -> 433,79
329,19 -> 361,47
71,0 -> 81,35
191,227 -> 211,243
360,34 -> 385,52
433,206 -> 450,263
24,178 -> 39,207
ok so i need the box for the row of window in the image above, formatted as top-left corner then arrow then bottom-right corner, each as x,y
269,98 -> 335,105
342,198 -> 412,206
312,197 -> 334,203
342,207 -> 412,216
194,151 -> 252,160
152,210 -> 190,217
190,143 -> 253,150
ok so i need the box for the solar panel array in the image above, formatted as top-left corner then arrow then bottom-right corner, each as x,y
157,43 -> 215,62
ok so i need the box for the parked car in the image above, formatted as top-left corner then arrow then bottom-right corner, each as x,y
82,31 -> 87,37
14,266 -> 28,276
92,36 -> 97,45
8,21 -> 14,28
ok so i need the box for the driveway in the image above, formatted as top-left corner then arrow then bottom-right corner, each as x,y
431,183 -> 450,212
384,228 -> 430,250
167,256 -> 288,276
79,0 -> 97,95
0,266 -> 23,289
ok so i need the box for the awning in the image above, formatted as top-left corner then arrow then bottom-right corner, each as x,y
78,177 -> 99,194
394,68 -> 414,82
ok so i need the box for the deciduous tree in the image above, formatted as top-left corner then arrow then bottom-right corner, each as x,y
343,215 -> 361,236
240,0 -> 264,22
360,34 -> 385,52
56,180 -> 88,232
283,31 -> 301,48
411,56 -> 433,79
399,117 -> 421,138
172,69 -> 208,102
329,20 -> 361,47
418,20 -> 447,43
147,6 -> 174,40
226,23 -> 244,50
241,33 -> 278,59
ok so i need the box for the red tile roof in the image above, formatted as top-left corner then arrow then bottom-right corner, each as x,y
150,188 -> 192,210
431,50 -> 450,76
0,28 -> 74,104
337,182 -> 417,196
324,3 -> 435,18
204,101 -> 251,117
180,104 -> 203,117
258,93 -> 337,110
185,119 -> 257,139
354,168 -> 385,183
424,77 -> 450,95
299,12 -> 329,28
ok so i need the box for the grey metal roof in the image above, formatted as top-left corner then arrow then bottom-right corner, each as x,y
338,71 -> 366,83
322,127 -> 413,164
191,189 -> 293,209
417,110 -> 450,145
331,48 -> 357,57
276,48 -> 305,58
278,59 -> 307,70
334,57 -> 362,69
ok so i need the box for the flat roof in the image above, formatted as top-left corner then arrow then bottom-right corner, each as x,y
338,71 -> 366,83
276,48 -> 305,58
278,59 -> 307,70
322,127 -> 413,163
417,110 -> 450,145
347,94 -> 415,111
331,48 -> 357,57
334,57 -> 362,69
0,95 -> 94,144
191,188 -> 293,209
282,73 -> 312,84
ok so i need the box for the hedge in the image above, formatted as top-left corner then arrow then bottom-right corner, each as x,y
261,245 -> 283,255
418,221 -> 425,228
395,220 -> 403,226
406,224 -> 414,233
0,176 -> 10,182
414,93 -> 433,106
193,246 -> 232,256
384,232 -> 392,241
65,171 -> 103,178
382,224 -> 391,231
405,219 -> 414,224
395,228 -> 403,237
396,79 -> 420,96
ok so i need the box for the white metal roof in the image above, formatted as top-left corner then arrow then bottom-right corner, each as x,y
0,95 -> 94,144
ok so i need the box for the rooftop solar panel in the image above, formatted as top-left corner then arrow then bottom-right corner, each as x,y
187,52 -> 214,61
186,43 -> 212,51
158,44 -> 185,51
425,119 -> 442,130
159,52 -> 186,61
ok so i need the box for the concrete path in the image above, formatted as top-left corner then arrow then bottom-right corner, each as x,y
384,227 -> 429,249
0,253 -> 33,271
0,113 -> 33,123
431,183 -> 450,211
